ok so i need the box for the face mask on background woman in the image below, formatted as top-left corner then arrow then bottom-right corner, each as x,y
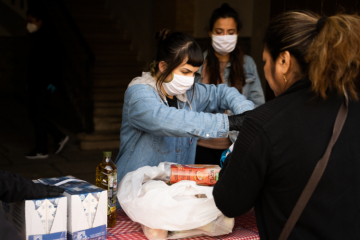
26,23 -> 38,33
212,34 -> 237,55
162,73 -> 194,96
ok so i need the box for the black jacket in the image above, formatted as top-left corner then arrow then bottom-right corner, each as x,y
214,79 -> 360,240
0,170 -> 48,240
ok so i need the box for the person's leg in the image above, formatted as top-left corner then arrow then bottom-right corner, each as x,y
27,93 -> 49,158
195,145 -> 226,165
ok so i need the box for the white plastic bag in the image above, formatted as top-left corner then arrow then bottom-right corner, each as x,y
117,162 -> 226,231
142,214 -> 234,239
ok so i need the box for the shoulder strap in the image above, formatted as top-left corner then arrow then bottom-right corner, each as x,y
278,98 -> 349,240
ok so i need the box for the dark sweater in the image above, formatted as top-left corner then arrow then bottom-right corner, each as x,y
0,170 -> 48,240
213,79 -> 360,240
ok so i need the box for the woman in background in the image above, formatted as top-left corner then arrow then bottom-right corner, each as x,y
195,3 -> 265,165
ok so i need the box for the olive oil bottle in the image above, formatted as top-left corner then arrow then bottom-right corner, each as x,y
96,151 -> 117,227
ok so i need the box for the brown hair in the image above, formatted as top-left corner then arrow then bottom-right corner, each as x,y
264,11 -> 360,100
205,3 -> 246,92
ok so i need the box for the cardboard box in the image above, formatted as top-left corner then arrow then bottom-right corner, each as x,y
1,195 -> 67,240
37,176 -> 107,240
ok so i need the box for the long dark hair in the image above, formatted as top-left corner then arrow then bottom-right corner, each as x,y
152,29 -> 204,100
264,11 -> 360,100
205,3 -> 246,92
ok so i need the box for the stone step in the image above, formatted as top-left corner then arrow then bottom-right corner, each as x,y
94,102 -> 124,108
94,54 -> 138,62
94,60 -> 143,67
94,117 -> 122,132
71,18 -> 116,25
92,50 -> 136,56
82,33 -> 127,40
71,12 -> 111,19
94,80 -> 130,88
93,87 -> 127,93
78,132 -> 119,141
93,91 -> 125,102
77,24 -> 121,33
93,66 -> 142,74
94,73 -> 140,80
94,107 -> 122,117
80,139 -> 120,150
64,0 -> 106,6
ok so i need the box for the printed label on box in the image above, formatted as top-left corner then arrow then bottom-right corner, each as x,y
28,231 -> 66,240
67,225 -> 106,240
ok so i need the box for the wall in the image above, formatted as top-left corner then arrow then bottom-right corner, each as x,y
106,0 -> 154,69
194,0 -> 254,38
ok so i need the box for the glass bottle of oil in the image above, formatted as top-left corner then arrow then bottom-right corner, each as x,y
96,151 -> 117,227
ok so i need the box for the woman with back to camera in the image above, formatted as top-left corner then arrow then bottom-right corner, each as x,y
115,30 -> 254,183
195,3 -> 265,165
214,11 -> 360,239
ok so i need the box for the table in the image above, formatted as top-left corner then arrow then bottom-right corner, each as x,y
107,210 -> 260,240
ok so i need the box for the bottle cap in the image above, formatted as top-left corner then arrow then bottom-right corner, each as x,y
103,151 -> 112,157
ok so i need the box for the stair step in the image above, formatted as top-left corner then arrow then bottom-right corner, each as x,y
94,117 -> 122,132
94,73 -> 141,80
71,18 -> 116,25
95,60 -> 143,66
93,91 -> 125,101
94,80 -> 131,88
82,33 -> 126,39
94,102 -> 124,108
93,66 -> 142,74
80,139 -> 120,150
95,55 -> 138,61
94,107 -> 122,117
71,13 -> 111,19
77,24 -> 121,32
78,132 -> 119,141
64,0 -> 106,6
93,87 -> 127,93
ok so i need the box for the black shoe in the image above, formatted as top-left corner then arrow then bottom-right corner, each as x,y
55,135 -> 69,154
25,150 -> 49,159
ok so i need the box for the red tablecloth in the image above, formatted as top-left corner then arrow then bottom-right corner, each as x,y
107,210 -> 259,240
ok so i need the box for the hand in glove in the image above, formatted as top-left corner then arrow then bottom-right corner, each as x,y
44,185 -> 65,198
228,112 -> 247,131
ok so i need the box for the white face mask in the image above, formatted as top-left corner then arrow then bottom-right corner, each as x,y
162,73 -> 194,96
27,23 -> 38,33
212,34 -> 238,55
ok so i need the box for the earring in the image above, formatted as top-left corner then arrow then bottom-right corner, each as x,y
283,75 -> 287,83
163,72 -> 174,83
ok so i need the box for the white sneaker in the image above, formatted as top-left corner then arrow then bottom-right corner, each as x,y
55,135 -> 69,154
25,151 -> 49,159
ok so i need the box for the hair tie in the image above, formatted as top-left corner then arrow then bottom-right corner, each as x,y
316,17 -> 328,32
150,60 -> 157,76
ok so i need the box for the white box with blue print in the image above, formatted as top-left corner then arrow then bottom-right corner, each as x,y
37,176 -> 107,240
1,194 -> 67,240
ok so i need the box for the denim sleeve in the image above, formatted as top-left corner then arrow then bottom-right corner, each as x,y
126,85 -> 229,139
247,58 -> 265,107
194,83 -> 254,114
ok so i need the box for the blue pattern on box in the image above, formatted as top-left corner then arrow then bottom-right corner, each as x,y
38,176 -> 104,195
28,231 -> 66,240
68,225 -> 106,240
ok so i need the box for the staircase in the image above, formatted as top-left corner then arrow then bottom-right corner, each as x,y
63,0 -> 144,150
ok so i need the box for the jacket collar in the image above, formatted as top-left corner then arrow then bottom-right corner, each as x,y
278,78 -> 311,97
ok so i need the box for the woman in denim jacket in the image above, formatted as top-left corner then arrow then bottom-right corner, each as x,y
115,30 -> 254,183
195,3 -> 265,165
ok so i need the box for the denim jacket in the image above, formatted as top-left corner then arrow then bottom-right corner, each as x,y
195,53 -> 265,142
115,72 -> 254,182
